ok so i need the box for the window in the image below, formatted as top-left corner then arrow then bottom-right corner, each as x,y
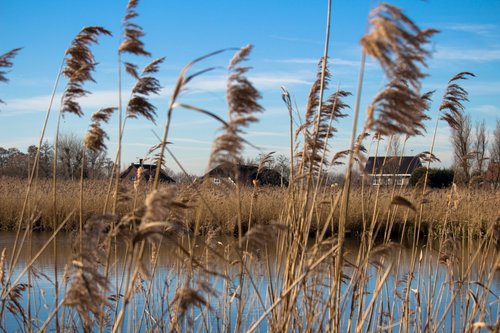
213,178 -> 220,185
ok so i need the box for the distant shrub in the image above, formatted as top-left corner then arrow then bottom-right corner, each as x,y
410,168 -> 454,188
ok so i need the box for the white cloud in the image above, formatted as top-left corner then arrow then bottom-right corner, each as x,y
2,89 -> 129,116
164,71 -> 312,95
469,104 -> 500,115
425,81 -> 500,95
169,137 -> 213,145
0,136 -> 46,149
3,94 -> 59,113
434,46 -> 500,62
441,23 -> 496,35
266,57 -> 375,68
250,73 -> 311,87
244,131 -> 287,138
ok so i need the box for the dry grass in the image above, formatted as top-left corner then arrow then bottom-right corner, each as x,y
1,1 -> 499,332
0,176 -> 497,238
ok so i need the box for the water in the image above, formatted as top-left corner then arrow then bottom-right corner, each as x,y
0,232 -> 498,332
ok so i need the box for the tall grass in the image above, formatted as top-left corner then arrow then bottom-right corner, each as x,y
0,1 -> 499,332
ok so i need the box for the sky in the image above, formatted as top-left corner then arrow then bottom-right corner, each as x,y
1,0 -> 499,175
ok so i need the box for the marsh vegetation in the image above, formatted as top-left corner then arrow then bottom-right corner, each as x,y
0,0 -> 499,332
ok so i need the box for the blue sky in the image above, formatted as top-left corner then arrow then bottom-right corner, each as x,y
1,0 -> 499,175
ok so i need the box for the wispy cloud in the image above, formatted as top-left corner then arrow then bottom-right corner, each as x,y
469,104 -> 500,115
177,72 -> 312,94
169,137 -> 213,145
250,73 -> 311,87
245,144 -> 290,153
0,136 -> 46,149
1,69 -> 310,117
266,57 -> 374,68
2,94 -> 60,114
463,82 -> 500,95
424,81 -> 500,95
434,46 -> 500,62
1,90 -> 127,116
244,131 -> 288,138
441,23 -> 496,35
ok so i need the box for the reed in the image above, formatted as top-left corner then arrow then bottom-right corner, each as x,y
0,1 -> 498,332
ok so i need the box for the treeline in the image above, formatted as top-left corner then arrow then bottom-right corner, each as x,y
450,118 -> 500,187
0,134 -> 114,179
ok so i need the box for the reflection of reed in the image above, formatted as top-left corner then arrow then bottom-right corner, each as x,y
3,232 -> 497,286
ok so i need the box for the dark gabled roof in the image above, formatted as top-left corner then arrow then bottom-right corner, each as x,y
364,156 -> 422,175
120,163 -> 175,183
204,163 -> 256,177
130,163 -> 158,170
202,163 -> 286,186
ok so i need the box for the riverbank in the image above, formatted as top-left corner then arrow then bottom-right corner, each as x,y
1,176 -> 497,239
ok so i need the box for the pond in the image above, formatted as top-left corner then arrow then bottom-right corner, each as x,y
0,231 -> 498,332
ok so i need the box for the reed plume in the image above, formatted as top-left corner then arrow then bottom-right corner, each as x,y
417,151 -> 440,163
0,248 -> 29,325
257,151 -> 274,174
439,72 -> 475,130
239,223 -> 286,251
65,214 -> 115,327
116,187 -> 189,250
170,284 -> 214,330
119,0 -> 151,57
296,58 -> 350,174
84,107 -> 116,152
0,47 -> 22,104
369,242 -> 403,269
210,45 -> 263,168
126,57 -> 165,123
111,0 -> 153,215
368,80 -> 433,136
0,48 -> 21,83
61,26 -> 112,117
361,3 -> 437,137
438,72 -> 475,184
390,195 -> 416,212
361,3 -> 437,87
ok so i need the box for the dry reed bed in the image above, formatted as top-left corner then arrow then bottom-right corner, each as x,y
1,176 -> 497,238
1,1 -> 499,331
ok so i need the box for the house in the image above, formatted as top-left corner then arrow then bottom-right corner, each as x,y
364,156 -> 422,186
201,163 -> 286,187
120,159 -> 175,183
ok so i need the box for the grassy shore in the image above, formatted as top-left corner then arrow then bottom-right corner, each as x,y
1,176 -> 497,239
1,1 -> 499,331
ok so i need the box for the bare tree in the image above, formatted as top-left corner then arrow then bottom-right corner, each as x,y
490,119 -> 500,164
0,147 -> 28,177
57,133 -> 112,180
487,119 -> 500,188
473,120 -> 488,176
388,134 -> 404,156
58,133 -> 84,180
451,114 -> 473,184
86,149 -> 109,179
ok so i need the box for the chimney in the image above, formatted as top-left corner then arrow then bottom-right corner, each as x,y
139,159 -> 143,165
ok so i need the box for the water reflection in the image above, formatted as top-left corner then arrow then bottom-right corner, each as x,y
0,232 -> 498,332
